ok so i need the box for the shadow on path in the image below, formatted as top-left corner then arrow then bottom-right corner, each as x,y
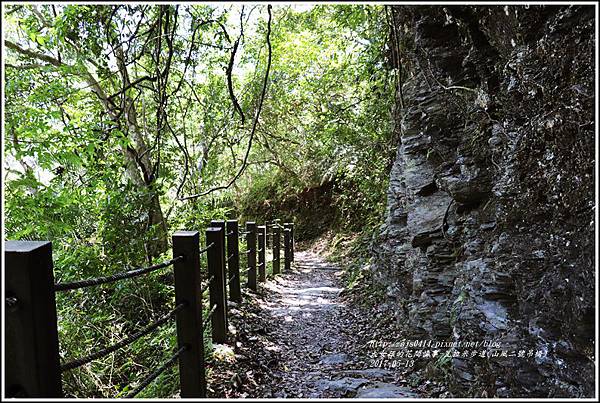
253,250 -> 419,398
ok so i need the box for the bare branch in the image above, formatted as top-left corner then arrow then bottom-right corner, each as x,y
108,75 -> 157,100
226,38 -> 245,125
179,4 -> 273,201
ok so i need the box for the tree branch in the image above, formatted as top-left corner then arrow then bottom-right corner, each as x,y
226,38 -> 245,125
107,75 -> 157,100
31,6 -> 52,27
179,4 -> 273,201
4,39 -> 62,67
5,62 -> 50,69
5,39 -> 118,112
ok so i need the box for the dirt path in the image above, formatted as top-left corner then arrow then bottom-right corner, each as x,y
252,250 -> 419,398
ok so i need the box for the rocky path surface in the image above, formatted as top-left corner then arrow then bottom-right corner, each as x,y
253,250 -> 419,398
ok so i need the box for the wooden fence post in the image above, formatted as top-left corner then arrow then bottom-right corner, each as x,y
210,220 -> 227,305
284,228 -> 291,272
289,222 -> 295,262
284,222 -> 294,264
206,227 -> 227,343
226,220 -> 241,303
246,222 -> 257,291
265,221 -> 271,248
272,223 -> 280,275
172,231 -> 206,397
257,225 -> 266,282
5,241 -> 62,397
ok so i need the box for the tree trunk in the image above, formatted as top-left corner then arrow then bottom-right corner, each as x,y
115,44 -> 168,259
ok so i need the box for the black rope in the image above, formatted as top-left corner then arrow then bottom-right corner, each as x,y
125,345 -> 187,398
200,275 -> 214,295
54,256 -> 184,292
202,304 -> 217,328
60,303 -> 186,372
199,242 -> 214,255
226,273 -> 240,286
6,297 -> 17,309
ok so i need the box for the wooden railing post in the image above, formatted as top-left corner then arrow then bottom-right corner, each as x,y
289,222 -> 295,262
284,227 -> 291,272
257,225 -> 266,282
284,222 -> 294,264
172,231 -> 206,397
206,227 -> 227,343
272,223 -> 280,275
210,220 -> 227,305
246,222 -> 257,291
265,221 -> 273,248
5,241 -> 62,398
226,220 -> 241,303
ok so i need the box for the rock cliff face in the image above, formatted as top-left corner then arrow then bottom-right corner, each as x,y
373,5 -> 595,397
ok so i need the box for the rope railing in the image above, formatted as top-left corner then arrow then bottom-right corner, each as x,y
125,345 -> 187,398
202,304 -> 217,328
54,256 -> 184,292
60,302 -> 186,372
5,219 -> 294,398
199,242 -> 215,255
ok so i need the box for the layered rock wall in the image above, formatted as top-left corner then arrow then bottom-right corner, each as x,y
373,5 -> 595,397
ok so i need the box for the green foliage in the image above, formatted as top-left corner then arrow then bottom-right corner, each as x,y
3,3 -> 395,397
233,5 -> 394,233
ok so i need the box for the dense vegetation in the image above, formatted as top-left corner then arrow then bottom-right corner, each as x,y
3,4 -> 395,397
